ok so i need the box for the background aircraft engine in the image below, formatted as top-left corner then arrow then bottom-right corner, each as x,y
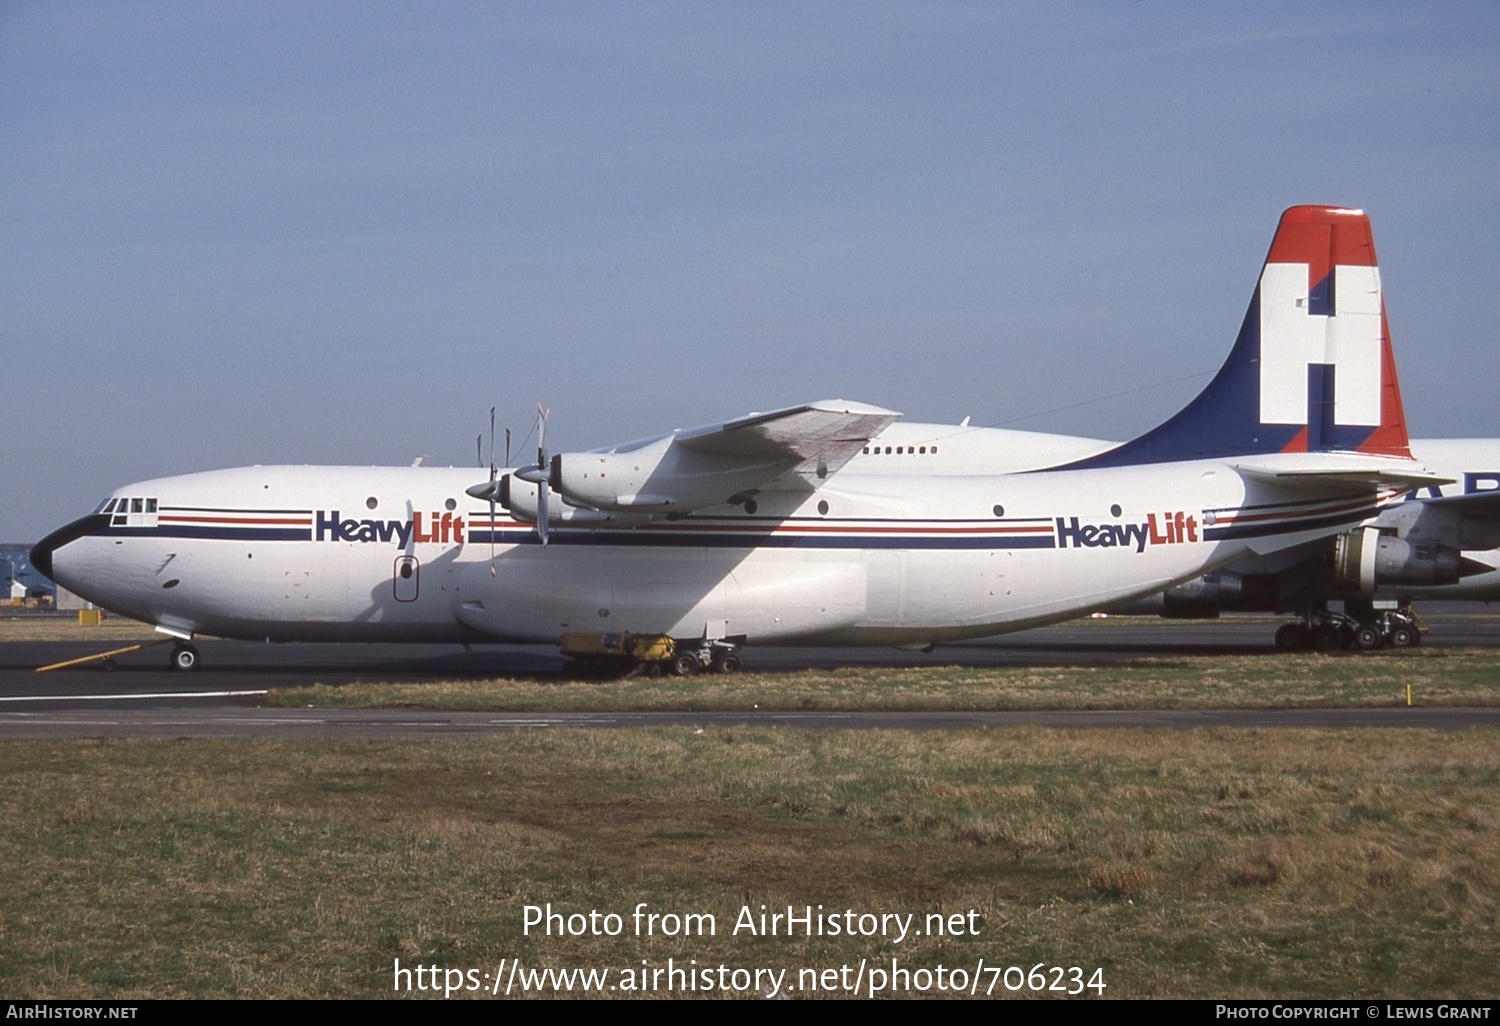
1333,527 -> 1463,594
1114,570 -> 1248,618
1155,571 -> 1244,618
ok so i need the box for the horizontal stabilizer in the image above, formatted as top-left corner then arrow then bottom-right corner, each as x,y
1231,460 -> 1452,493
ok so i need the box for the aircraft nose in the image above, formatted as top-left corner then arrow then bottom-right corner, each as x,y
30,514 -> 105,582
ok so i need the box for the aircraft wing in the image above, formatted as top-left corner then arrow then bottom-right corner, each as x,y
674,399 -> 900,480
675,399 -> 894,486
546,400 -> 900,515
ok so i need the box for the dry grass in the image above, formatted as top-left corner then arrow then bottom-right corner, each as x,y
269,647 -> 1500,711
1,728 -> 1497,998
0,615 -> 159,642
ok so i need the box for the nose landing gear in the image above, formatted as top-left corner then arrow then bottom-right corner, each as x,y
170,643 -> 201,671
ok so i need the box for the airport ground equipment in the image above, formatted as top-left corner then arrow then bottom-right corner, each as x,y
560,631 -> 745,678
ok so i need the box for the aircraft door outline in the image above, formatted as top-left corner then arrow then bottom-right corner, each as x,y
394,555 -> 420,602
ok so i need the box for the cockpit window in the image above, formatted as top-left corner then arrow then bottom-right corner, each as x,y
104,497 -> 160,528
96,498 -> 116,514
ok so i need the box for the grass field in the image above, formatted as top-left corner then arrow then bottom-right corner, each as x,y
4,615 -> 1498,999
1,727 -> 1497,999
264,647 -> 1500,712
0,615 -> 160,642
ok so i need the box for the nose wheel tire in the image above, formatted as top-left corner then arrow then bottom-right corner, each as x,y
171,644 -> 200,672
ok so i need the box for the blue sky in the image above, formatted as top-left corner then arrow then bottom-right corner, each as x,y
4,2 -> 1497,542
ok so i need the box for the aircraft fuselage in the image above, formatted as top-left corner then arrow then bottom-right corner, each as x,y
37,453 -> 1386,647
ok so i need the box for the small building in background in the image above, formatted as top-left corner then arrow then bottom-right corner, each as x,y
2,543 -> 58,608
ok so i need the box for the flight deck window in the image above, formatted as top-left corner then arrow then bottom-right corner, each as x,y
108,497 -> 160,528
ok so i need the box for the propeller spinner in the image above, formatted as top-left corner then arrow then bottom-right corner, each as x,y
466,404 -> 553,547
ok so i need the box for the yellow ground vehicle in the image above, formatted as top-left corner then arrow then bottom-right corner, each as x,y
559,632 -> 743,677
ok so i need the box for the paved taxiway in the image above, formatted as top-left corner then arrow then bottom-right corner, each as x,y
4,706 -> 1499,741
3,611 -> 1498,738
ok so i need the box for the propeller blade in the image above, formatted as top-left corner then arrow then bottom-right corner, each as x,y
536,404 -> 551,547
537,480 -> 550,546
488,406 -> 498,572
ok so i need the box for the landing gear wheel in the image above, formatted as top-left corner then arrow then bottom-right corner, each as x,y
714,653 -> 743,674
1353,625 -> 1384,651
171,644 -> 200,672
100,657 -> 117,672
1311,624 -> 1341,652
644,662 -> 664,679
671,651 -> 700,677
1275,623 -> 1308,652
1389,625 -> 1417,649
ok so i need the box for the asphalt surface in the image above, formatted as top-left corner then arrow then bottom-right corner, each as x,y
4,706 -> 1499,741
3,611 -> 1498,738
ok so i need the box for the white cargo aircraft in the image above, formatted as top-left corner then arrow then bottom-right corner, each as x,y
32,205 -> 1443,671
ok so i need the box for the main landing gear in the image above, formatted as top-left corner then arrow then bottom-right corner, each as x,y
1273,606 -> 1423,653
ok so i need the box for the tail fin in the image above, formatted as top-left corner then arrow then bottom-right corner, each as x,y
1068,205 -> 1411,469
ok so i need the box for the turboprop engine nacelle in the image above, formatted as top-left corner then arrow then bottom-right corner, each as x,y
1333,526 -> 1464,595
496,473 -> 553,525
495,473 -> 637,529
550,436 -> 792,513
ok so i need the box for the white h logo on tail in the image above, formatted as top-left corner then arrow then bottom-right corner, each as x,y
1258,262 -> 1383,427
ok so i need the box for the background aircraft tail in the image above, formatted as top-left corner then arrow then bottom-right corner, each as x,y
1067,205 -> 1412,469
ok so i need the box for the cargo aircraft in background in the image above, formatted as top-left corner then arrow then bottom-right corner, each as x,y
1110,437 -> 1500,649
32,206 -> 1446,672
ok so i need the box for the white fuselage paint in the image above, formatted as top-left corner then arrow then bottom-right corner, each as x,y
48,425 -> 1397,646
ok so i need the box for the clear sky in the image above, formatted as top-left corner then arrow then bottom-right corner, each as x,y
4,1 -> 1497,542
